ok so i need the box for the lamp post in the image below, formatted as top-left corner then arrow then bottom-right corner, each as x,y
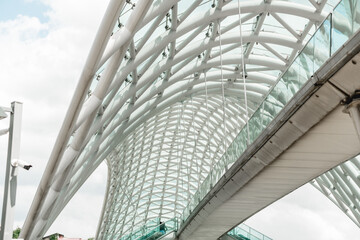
0,102 -> 23,240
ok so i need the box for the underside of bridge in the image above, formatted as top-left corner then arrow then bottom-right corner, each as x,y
20,0 -> 360,239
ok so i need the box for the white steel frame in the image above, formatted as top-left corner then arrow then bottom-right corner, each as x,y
311,156 -> 360,228
20,0 -> 339,239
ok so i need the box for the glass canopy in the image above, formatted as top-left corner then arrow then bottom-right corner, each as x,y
94,0 -> 340,238
21,0 -> 352,239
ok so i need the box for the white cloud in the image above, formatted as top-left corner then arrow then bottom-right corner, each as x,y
46,162 -> 107,238
245,184 -> 360,240
0,0 -> 109,238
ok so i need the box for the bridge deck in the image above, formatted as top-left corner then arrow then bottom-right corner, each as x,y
177,29 -> 360,240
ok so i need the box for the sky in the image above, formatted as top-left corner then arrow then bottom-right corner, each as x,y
0,0 -> 359,239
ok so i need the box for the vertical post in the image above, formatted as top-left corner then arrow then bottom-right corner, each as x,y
347,101 -> 360,141
0,102 -> 22,240
343,90 -> 360,142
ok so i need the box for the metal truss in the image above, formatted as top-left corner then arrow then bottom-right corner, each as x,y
20,0 -> 341,239
311,156 -> 360,228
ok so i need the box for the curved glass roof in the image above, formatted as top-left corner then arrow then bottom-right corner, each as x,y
95,0 -> 340,238
21,0 -> 343,239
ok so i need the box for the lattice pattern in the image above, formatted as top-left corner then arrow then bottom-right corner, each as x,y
311,156 -> 360,228
21,0 -> 341,239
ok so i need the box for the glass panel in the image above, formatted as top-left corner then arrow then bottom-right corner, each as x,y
298,34 -> 314,82
314,15 -> 331,71
332,0 -> 353,54
264,94 -> 282,118
353,0 -> 360,32
248,108 -> 262,144
119,217 -> 179,240
228,223 -> 272,240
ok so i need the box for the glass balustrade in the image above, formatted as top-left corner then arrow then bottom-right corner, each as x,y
228,223 -> 272,240
180,0 -> 360,226
120,218 -> 178,240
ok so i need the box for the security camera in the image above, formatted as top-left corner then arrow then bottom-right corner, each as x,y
11,159 -> 32,170
0,128 -> 9,136
0,107 -> 7,119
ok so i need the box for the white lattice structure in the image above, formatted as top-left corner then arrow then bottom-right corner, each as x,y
20,0 -> 343,239
312,156 -> 360,228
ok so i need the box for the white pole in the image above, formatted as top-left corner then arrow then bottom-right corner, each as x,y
0,102 -> 23,240
347,101 -> 360,141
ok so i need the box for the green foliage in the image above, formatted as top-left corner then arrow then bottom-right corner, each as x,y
49,235 -> 57,240
13,227 -> 21,239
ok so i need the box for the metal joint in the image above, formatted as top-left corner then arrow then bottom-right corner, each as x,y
342,90 -> 360,141
341,90 -> 360,112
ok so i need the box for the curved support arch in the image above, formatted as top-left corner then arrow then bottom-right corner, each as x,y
102,0 -> 326,67
80,82 -> 262,161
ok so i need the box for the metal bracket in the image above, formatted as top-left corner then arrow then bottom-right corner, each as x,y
342,90 -> 360,141
341,90 -> 360,108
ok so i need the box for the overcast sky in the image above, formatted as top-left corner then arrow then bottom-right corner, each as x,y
0,0 -> 359,239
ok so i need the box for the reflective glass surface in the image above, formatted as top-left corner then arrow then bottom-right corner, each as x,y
228,223 -> 272,240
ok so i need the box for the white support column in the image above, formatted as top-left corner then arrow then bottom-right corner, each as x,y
0,102 -> 22,240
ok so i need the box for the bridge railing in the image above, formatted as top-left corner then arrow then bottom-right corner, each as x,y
180,0 -> 360,225
227,223 -> 272,240
120,218 -> 178,240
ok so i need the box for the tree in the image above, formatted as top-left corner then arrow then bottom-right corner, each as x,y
13,227 -> 21,239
